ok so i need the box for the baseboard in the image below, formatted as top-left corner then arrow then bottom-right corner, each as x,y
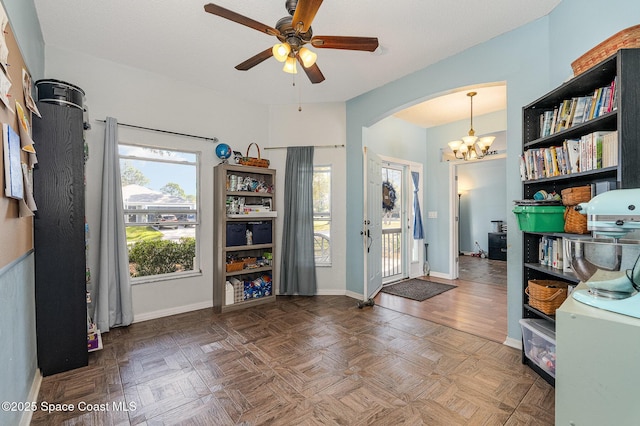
427,271 -> 451,279
503,336 -> 522,350
315,289 -> 348,296
344,290 -> 362,300
19,368 -> 42,426
133,300 -> 213,323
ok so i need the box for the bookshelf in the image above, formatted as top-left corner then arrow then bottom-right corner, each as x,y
519,48 -> 640,385
213,163 -> 277,313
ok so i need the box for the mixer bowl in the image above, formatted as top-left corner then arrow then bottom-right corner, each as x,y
568,238 -> 640,296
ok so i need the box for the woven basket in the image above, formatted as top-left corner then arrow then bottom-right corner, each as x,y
226,261 -> 244,273
242,257 -> 257,267
239,143 -> 270,168
572,25 -> 640,76
561,185 -> 591,206
564,206 -> 589,234
525,280 -> 570,315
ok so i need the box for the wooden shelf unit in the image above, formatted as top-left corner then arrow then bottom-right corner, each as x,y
213,163 -> 277,313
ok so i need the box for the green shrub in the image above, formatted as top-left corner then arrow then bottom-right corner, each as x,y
128,237 -> 195,277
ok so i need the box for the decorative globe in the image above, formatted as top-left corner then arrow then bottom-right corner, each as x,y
215,143 -> 232,160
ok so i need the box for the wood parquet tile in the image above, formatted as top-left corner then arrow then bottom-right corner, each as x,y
31,295 -> 553,425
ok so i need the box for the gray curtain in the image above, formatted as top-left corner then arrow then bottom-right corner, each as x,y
280,146 -> 317,295
95,117 -> 133,332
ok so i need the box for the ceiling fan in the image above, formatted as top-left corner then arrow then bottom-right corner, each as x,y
203,0 -> 379,84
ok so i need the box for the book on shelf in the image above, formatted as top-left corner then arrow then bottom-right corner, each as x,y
570,96 -> 590,126
521,130 -> 617,181
537,79 -> 617,138
539,236 -> 563,270
601,131 -> 619,168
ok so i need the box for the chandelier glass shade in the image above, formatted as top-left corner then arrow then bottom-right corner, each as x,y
448,92 -> 495,161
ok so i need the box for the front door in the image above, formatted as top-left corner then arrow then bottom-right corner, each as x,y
363,146 -> 382,301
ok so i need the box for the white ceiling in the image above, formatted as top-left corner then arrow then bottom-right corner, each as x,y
33,0 -> 560,123
393,84 -> 508,128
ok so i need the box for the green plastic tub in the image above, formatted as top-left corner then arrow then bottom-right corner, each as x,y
513,205 -> 566,232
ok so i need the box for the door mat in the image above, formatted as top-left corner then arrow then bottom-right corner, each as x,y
380,279 -> 456,302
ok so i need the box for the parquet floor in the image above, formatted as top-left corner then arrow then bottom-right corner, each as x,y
31,294 -> 554,425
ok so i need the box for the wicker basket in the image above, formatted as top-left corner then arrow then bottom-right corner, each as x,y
564,206 -> 589,234
242,257 -> 257,267
239,143 -> 270,168
561,185 -> 592,206
525,280 -> 570,315
226,261 -> 244,272
572,25 -> 640,76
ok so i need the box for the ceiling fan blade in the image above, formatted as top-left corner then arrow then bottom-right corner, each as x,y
296,56 -> 325,84
291,0 -> 323,33
204,3 -> 280,36
235,48 -> 274,71
311,36 -> 379,52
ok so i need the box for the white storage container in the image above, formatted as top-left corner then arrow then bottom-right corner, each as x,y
519,318 -> 556,378
225,281 -> 235,305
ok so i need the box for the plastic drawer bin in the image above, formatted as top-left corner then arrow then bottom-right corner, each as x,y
513,205 -> 565,232
519,318 -> 556,378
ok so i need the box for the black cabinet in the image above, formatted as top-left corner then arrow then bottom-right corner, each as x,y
520,48 -> 640,386
32,101 -> 88,376
488,232 -> 507,261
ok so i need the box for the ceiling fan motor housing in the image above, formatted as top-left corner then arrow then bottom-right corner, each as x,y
275,16 -> 312,50
285,0 -> 298,16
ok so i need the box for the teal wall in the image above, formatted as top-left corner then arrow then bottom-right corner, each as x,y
1,0 -> 44,79
457,158 -> 508,254
363,115 -> 427,161
0,253 -> 37,426
346,0 -> 640,340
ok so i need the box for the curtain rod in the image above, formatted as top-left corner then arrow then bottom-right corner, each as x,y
95,119 -> 218,143
263,144 -> 345,150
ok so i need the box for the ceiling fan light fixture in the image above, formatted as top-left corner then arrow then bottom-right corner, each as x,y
272,43 -> 291,62
283,56 -> 297,74
298,47 -> 317,68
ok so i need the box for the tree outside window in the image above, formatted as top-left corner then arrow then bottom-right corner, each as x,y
119,144 -> 199,280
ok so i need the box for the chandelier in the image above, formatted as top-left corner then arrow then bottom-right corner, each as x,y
447,92 -> 495,161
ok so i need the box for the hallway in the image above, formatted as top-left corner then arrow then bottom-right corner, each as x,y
374,255 -> 508,343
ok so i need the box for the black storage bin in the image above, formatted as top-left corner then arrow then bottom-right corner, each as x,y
226,223 -> 247,246
249,221 -> 272,245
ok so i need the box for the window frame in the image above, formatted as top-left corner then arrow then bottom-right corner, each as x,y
118,142 -> 201,283
313,164 -> 332,266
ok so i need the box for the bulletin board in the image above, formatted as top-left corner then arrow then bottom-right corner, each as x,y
0,3 -> 37,269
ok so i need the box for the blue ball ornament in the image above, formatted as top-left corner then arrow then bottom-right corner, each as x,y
215,143 -> 232,161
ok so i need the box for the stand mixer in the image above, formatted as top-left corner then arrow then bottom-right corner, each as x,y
568,188 -> 640,318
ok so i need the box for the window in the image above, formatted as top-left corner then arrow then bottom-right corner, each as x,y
313,165 -> 331,265
119,144 -> 199,280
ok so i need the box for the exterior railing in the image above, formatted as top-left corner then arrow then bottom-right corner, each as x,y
382,228 -> 402,279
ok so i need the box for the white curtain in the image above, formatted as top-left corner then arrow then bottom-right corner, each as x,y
95,117 -> 133,332
279,146 -> 317,296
